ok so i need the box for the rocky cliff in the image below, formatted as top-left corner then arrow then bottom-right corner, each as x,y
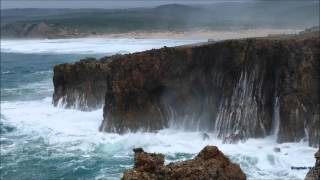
53,33 -> 320,147
53,58 -> 110,110
122,146 -> 246,180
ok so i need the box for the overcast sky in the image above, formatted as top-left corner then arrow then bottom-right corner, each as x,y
1,0 -> 254,9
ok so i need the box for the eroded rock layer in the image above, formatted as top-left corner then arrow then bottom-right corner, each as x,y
122,146 -> 246,180
53,35 -> 320,147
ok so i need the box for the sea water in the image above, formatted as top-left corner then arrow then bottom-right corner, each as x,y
0,38 -> 316,180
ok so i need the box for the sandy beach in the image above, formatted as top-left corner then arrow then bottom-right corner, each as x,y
89,28 -> 302,40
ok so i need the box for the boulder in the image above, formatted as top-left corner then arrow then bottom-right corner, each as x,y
202,133 -> 210,141
122,146 -> 246,180
273,147 -> 281,153
305,149 -> 320,180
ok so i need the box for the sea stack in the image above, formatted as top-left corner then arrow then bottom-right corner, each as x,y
122,146 -> 246,180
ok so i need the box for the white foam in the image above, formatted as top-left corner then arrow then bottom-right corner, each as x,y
1,38 -> 203,54
1,98 -> 316,179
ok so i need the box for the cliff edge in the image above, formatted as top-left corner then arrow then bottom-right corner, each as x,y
53,31 -> 320,147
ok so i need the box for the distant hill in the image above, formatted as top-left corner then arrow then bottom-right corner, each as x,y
1,1 -> 319,38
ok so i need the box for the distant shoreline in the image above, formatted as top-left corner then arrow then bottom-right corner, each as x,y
88,29 -> 302,40
1,28 -> 302,41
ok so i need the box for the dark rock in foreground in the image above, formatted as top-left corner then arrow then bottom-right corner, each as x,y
305,148 -> 320,180
122,146 -> 246,180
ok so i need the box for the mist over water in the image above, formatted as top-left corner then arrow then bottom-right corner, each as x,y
1,0 -> 251,9
1,38 -> 317,179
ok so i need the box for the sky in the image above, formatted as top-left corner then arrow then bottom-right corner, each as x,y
1,0 -> 253,9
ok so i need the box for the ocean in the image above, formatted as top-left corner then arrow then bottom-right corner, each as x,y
0,38 -> 316,180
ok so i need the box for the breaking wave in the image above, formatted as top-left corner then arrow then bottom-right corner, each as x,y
1,38 -> 203,54
1,98 -> 316,179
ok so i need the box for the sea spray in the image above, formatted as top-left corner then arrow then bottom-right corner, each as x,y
1,98 -> 317,179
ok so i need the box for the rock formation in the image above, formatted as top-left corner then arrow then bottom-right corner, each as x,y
305,148 -> 320,180
53,57 -> 110,110
52,31 -> 320,147
122,146 -> 246,180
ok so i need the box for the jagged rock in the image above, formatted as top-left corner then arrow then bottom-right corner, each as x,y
122,146 -> 246,180
222,133 -> 244,144
132,148 -> 165,173
305,149 -> 320,180
52,32 -> 320,147
53,57 -> 110,110
202,133 -> 210,140
273,147 -> 281,153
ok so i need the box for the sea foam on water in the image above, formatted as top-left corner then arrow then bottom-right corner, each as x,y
1,98 -> 316,179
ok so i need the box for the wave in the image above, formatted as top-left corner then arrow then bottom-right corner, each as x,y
1,79 -> 53,101
0,97 -> 316,179
0,38 -> 203,54
1,71 -> 13,75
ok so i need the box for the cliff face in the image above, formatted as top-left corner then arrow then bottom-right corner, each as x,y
53,58 -> 110,110
122,146 -> 246,180
53,36 -> 320,147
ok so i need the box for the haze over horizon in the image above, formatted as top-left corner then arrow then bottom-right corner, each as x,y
0,0 -> 278,9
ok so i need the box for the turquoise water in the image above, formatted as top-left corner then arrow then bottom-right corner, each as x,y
0,120 -> 132,179
0,41 -> 197,179
0,39 -> 316,180
1,53 -> 134,179
1,53 -> 96,101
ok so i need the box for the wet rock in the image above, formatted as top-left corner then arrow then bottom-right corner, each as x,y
52,31 -> 319,147
222,133 -> 244,144
132,148 -> 165,173
273,147 -> 281,153
316,150 -> 320,166
305,148 -> 320,180
122,146 -> 246,180
101,35 -> 319,147
53,57 -> 110,111
202,133 -> 210,140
